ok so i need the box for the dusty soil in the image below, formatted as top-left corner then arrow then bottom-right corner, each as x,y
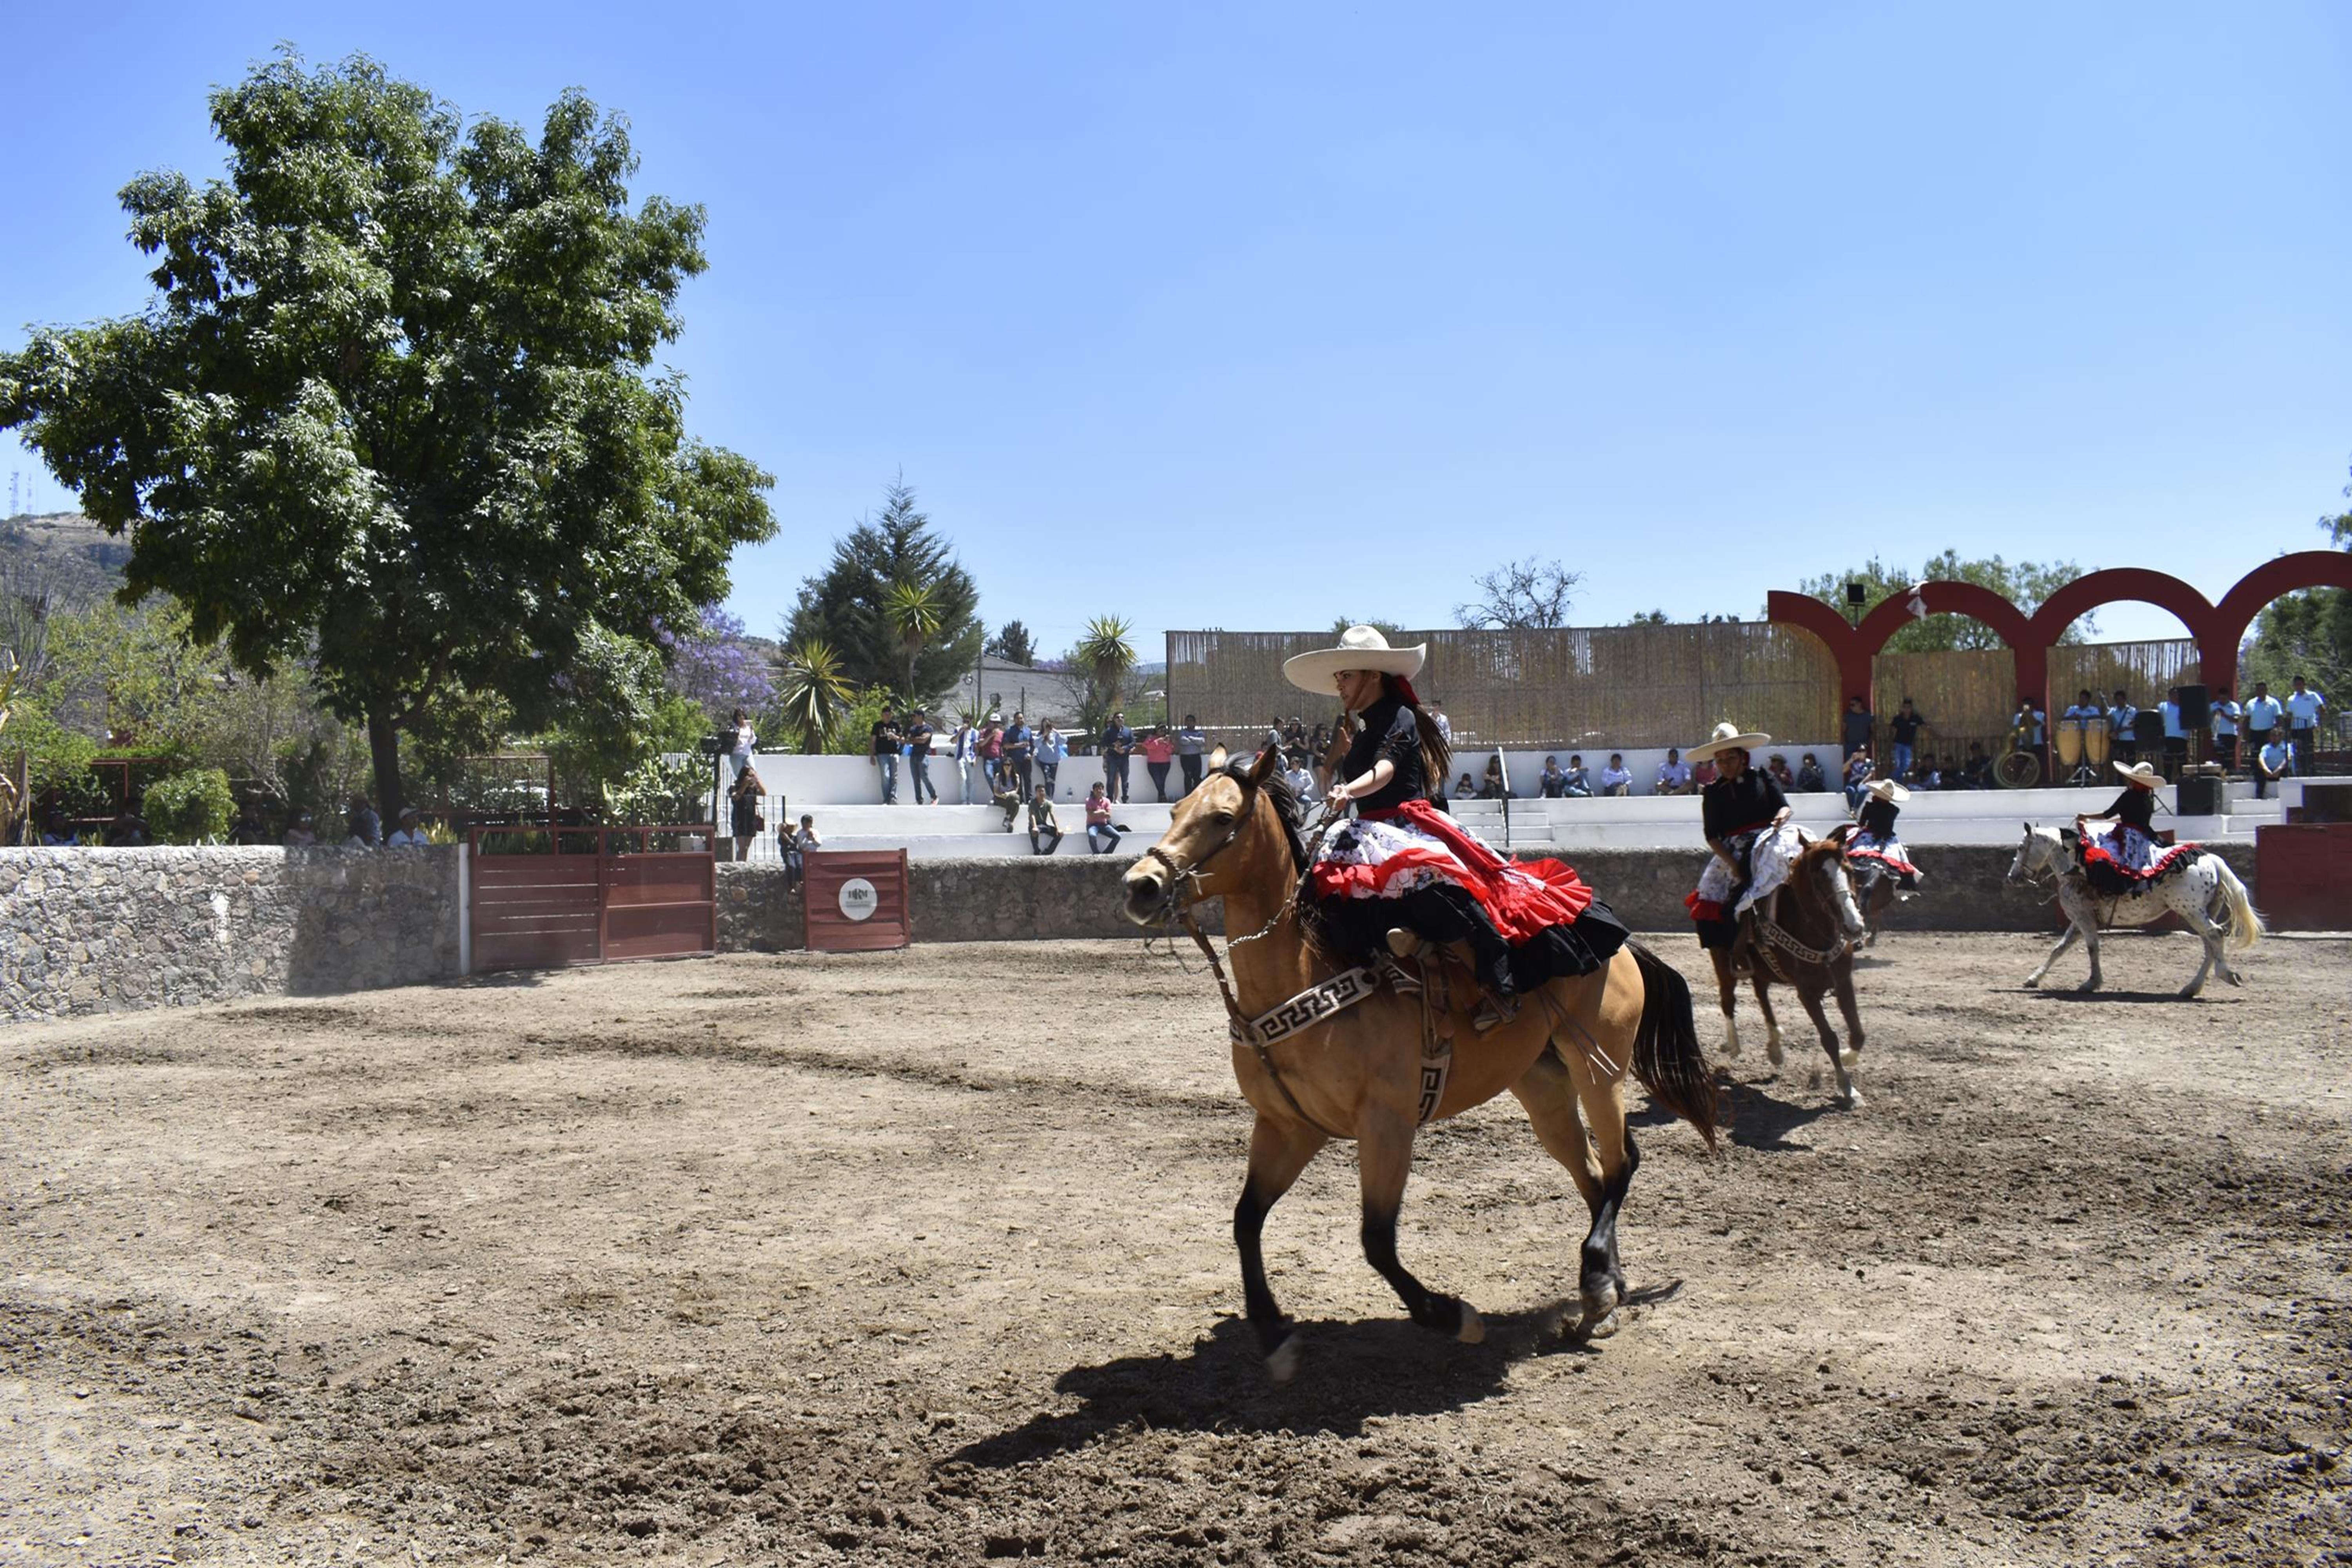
3,931 -> 2348,1567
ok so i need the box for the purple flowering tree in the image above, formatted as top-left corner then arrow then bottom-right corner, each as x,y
662,605 -> 774,726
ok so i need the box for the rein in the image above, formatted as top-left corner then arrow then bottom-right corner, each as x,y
1752,857 -> 1856,980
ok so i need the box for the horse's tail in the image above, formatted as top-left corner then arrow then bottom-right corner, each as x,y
1627,941 -> 1720,1151
2210,856 -> 2265,953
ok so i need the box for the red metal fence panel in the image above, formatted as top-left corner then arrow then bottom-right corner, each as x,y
469,826 -> 717,972
804,849 -> 912,951
2255,823 -> 2352,932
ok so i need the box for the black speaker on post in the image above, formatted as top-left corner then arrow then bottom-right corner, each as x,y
2172,683 -> 2210,730
2177,775 -> 2223,816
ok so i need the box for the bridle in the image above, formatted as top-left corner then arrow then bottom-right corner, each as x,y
1751,842 -> 1860,979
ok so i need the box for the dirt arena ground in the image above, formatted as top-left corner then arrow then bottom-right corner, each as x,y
4,930 -> 2347,1567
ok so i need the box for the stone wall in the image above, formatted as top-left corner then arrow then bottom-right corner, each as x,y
2,846 -> 461,1022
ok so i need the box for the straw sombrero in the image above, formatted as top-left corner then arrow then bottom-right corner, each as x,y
1865,778 -> 1910,804
1685,720 -> 1771,763
1282,625 -> 1427,693
2113,760 -> 2162,789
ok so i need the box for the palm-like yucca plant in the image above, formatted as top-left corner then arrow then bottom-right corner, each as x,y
882,579 -> 943,705
776,639 -> 855,751
1074,614 -> 1138,739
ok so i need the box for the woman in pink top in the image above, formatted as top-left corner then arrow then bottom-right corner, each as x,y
1140,726 -> 1177,802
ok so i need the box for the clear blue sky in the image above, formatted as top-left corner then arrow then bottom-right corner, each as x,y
5,3 -> 2349,654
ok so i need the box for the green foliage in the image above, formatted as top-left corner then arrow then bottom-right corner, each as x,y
821,685 -> 897,757
2243,468 -> 2352,699
542,688 -> 707,803
881,579 -> 944,702
784,481 -> 981,702
775,639 -> 855,751
601,752 -> 708,826
1071,615 -> 1138,740
143,767 -> 235,844
986,620 -> 1037,667
1795,552 -> 2097,652
0,50 -> 774,824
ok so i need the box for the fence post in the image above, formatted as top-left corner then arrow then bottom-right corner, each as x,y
457,840 -> 472,976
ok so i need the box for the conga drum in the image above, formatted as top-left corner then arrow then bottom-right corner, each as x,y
2083,718 -> 2111,766
2056,720 -> 2084,769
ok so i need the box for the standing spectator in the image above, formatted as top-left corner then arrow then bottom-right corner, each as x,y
951,718 -> 981,803
2210,685 -> 2242,772
1766,753 -> 1796,790
2252,733 -> 2290,798
1306,720 -> 1331,768
2156,693 -> 2187,780
283,810 -> 317,848
728,764 -> 766,858
1843,748 -> 1875,810
978,714 -> 1004,793
1026,786 -> 1063,855
1598,754 -> 1633,796
345,795 -> 381,848
1537,755 -> 1567,797
1283,715 -> 1308,760
1141,725 -> 1176,801
228,802 -> 270,844
1002,711 -> 1035,797
1430,700 -> 1452,747
782,813 -> 820,886
1563,755 -> 1593,797
1101,711 -> 1136,803
1035,721 -> 1069,799
387,806 -> 430,848
2105,689 -> 2139,766
990,769 -> 1024,831
2241,681 -> 2283,769
1795,753 -> 1827,792
2285,674 -> 2328,770
1176,714 -> 1207,795
1841,695 -> 1875,771
1084,782 -> 1123,853
903,709 -> 938,804
1889,698 -> 1926,780
1655,748 -> 1693,796
726,705 -> 757,790
1261,713 -> 1286,755
871,704 -> 903,804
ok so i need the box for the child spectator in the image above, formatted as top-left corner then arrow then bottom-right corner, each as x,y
1027,786 -> 1063,855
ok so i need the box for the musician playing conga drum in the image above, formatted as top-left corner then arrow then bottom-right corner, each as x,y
1683,720 -> 1801,973
2059,689 -> 2106,784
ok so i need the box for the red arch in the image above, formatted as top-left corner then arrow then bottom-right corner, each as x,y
1763,590 -> 1873,706
2207,550 -> 2352,695
2029,567 -> 2218,651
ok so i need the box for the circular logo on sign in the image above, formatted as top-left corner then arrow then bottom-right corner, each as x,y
837,877 -> 878,922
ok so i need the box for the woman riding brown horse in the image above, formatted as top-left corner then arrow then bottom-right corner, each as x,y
1122,745 -> 1718,1381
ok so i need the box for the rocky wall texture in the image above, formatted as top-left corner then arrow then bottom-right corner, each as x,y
1,846 -> 461,1023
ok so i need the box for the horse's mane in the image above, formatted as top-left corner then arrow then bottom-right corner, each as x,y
1223,757 -> 1309,871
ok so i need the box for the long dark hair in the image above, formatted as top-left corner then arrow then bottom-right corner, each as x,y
1383,674 -> 1451,786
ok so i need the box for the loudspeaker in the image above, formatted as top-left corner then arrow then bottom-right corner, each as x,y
2176,775 -> 2223,817
2172,683 -> 2211,730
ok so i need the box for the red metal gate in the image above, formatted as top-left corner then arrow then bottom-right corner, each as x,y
803,849 -> 912,951
468,825 -> 717,972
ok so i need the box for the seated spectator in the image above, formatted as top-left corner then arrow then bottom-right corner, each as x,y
1027,786 -> 1063,855
1537,755 -> 1566,798
1691,756 -> 1718,790
1563,755 -> 1592,797
346,794 -> 381,848
1454,771 -> 1479,800
40,808 -> 77,846
1936,751 -> 1961,789
1282,755 -> 1319,810
283,810 -> 318,848
782,814 -> 819,885
1655,748 -> 1693,795
227,802 -> 269,845
387,806 -> 431,847
2252,735 -> 2289,799
991,772 -> 1025,831
1795,753 -> 1827,792
106,806 -> 152,846
1766,753 -> 1796,790
1910,756 -> 1940,789
1959,741 -> 1993,789
1085,782 -> 1123,854
1598,754 -> 1633,797
1478,755 -> 1508,799
1843,748 -> 1875,810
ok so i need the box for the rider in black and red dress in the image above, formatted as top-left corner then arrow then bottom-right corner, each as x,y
2076,760 -> 2197,896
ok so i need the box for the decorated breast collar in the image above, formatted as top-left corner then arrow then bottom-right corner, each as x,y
1233,966 -> 1380,1050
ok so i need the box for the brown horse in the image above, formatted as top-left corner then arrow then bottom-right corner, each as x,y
1710,825 -> 1869,1107
1120,747 -> 1718,1382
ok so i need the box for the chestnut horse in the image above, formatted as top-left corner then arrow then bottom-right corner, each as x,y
1709,825 -> 1869,1108
1120,748 -> 1718,1382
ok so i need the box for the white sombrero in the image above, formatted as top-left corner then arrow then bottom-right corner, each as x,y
1865,777 -> 1910,804
1684,720 -> 1771,763
1282,624 -> 1427,693
2114,760 -> 2162,789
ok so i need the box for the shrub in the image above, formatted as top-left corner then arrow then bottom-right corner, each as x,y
143,768 -> 236,844
602,753 -> 710,825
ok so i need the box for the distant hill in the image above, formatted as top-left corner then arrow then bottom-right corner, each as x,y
0,512 -> 129,603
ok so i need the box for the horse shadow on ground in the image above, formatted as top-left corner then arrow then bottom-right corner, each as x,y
2020,987 -> 2234,1005
1633,1078 -> 1840,1151
945,1298 -> 1673,1467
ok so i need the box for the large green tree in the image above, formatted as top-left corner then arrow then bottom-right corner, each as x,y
0,51 -> 774,820
2242,472 -> 2352,698
784,480 -> 981,702
1796,551 -> 2097,652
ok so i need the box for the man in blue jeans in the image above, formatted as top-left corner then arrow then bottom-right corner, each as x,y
1889,698 -> 1924,781
903,708 -> 937,803
870,706 -> 903,804
1100,711 -> 1136,804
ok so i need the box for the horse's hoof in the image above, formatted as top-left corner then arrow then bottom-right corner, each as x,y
2178,985 -> 2201,1001
1456,1304 -> 1486,1345
1765,1038 -> 1785,1069
1266,1336 -> 1302,1385
1720,1027 -> 1740,1059
1840,1083 -> 1864,1109
2226,971 -> 2245,988
2022,976 -> 2040,989
1571,1308 -> 1621,1341
1837,1048 -> 1860,1070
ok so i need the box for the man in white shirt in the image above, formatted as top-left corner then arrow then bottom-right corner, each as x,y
2242,681 -> 2283,763
2285,675 -> 2328,770
1430,701 -> 1452,746
2210,685 -> 2241,771
1598,754 -> 1633,797
1655,748 -> 1693,796
2253,735 -> 2290,799
386,807 -> 430,847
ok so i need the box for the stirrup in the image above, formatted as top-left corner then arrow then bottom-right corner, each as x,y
1378,955 -> 1423,995
1473,993 -> 1520,1033
1385,927 -> 1423,960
